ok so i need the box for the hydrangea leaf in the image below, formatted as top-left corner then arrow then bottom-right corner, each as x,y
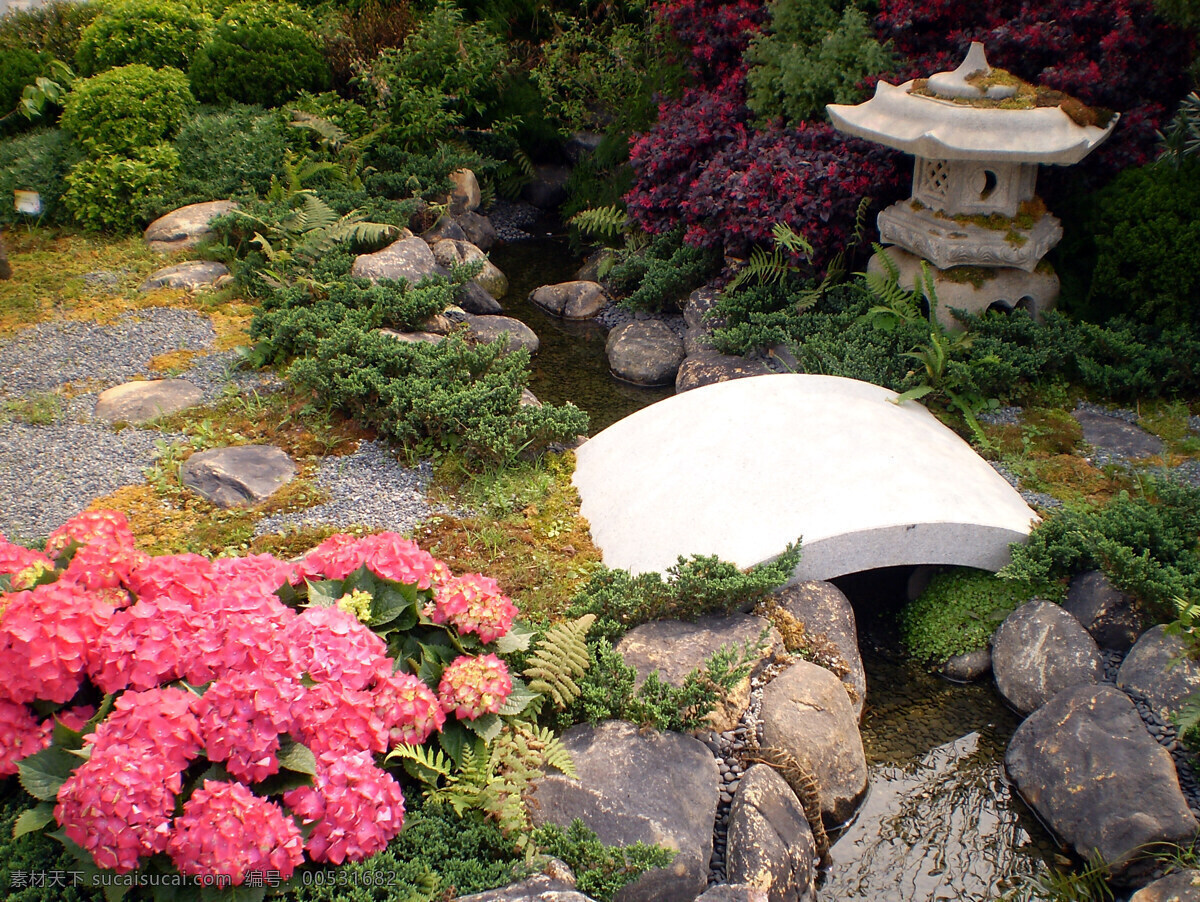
496,678 -> 537,716
463,712 -> 502,743
493,620 -> 534,654
18,746 -> 80,801
12,802 -> 55,839
277,738 -> 318,776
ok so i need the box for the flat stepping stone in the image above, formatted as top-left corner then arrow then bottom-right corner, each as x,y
94,379 -> 204,424
181,444 -> 295,508
1072,408 -> 1165,459
139,261 -> 230,293
676,350 -> 772,393
144,200 -> 237,253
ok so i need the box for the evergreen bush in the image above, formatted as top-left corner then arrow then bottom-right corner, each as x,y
60,64 -> 195,155
62,144 -> 181,232
0,1 -> 99,61
74,0 -> 213,76
188,1 -> 330,107
168,104 -> 291,205
0,49 -> 46,129
0,128 -> 84,226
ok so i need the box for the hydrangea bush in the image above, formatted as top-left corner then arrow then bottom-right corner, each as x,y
0,510 -> 543,893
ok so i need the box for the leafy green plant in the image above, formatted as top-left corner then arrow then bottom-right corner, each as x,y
0,49 -> 46,132
523,614 -> 595,711
188,1 -> 330,107
1158,91 -> 1200,164
1000,853 -> 1114,902
61,144 -> 180,233
745,0 -> 894,123
569,205 -> 629,248
74,0 -> 213,76
532,819 -> 675,902
60,63 -> 194,155
899,568 -> 1054,666
726,222 -> 815,292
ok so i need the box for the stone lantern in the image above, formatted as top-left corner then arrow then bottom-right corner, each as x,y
828,43 -> 1117,328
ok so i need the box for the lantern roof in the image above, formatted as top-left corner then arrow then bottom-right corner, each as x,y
827,43 -> 1118,164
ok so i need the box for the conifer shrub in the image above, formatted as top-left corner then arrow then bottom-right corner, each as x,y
60,64 -> 195,155
167,104 -> 291,206
188,1 -> 330,107
74,0 -> 213,76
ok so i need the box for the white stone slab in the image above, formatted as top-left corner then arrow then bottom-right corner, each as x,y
572,374 -> 1038,580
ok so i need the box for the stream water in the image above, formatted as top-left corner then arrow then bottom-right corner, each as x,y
495,238 -> 1060,901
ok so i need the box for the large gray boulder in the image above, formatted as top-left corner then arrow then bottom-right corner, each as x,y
607,321 -> 685,387
1006,684 -> 1198,881
181,445 -> 296,508
1129,870 -> 1200,902
1118,624 -> 1200,722
528,721 -> 720,902
144,200 -> 237,252
94,379 -> 204,424
432,239 -> 508,299
991,599 -> 1102,715
614,614 -> 784,732
464,314 -> 539,355
455,875 -> 594,902
768,581 -> 866,719
676,351 -> 772,394
350,236 -> 440,284
530,281 -> 609,321
1064,570 -> 1146,652
694,887 -> 769,902
139,261 -> 229,293
458,211 -> 498,251
725,765 -> 817,902
448,168 -> 481,214
759,660 -> 868,826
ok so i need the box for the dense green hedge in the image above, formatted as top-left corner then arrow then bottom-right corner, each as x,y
75,0 -> 213,76
0,129 -> 83,226
60,64 -> 195,155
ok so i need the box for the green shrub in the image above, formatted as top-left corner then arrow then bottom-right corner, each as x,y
168,104 -> 290,204
0,1 -> 100,61
899,569 -> 1052,666
0,128 -> 85,225
188,1 -> 330,108
606,227 -> 721,312
1001,479 -> 1200,617
62,144 -> 180,232
74,0 -> 213,75
60,64 -> 195,155
745,0 -> 894,123
364,138 -> 488,202
1083,159 -> 1200,329
0,48 -> 46,128
532,820 -> 675,902
566,544 -> 801,645
0,786 -> 102,902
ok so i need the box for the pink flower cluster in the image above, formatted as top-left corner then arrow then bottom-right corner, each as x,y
0,513 -> 523,885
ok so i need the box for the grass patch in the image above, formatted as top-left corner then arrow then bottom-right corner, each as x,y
0,390 -> 63,425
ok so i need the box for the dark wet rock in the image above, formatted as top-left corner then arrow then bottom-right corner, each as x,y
144,200 -> 237,252
1065,570 -> 1147,652
694,886 -> 769,902
614,614 -> 784,732
432,238 -> 507,299
528,720 -> 719,902
769,580 -> 866,719
530,281 -> 610,321
1129,869 -> 1200,901
522,164 -> 571,210
1118,625 -> 1200,722
448,168 -> 481,214
676,351 -> 772,394
992,599 -> 1103,715
458,211 -> 498,252
181,445 -> 296,508
351,236 -> 441,285
575,249 -> 612,283
1073,408 -> 1165,460
422,216 -> 468,244
725,765 -> 817,902
942,647 -> 992,682
455,875 -> 593,902
607,321 -> 685,387
1006,684 -> 1198,882
138,261 -> 229,293
464,313 -> 539,355
565,132 -> 605,165
458,280 -> 504,315
759,660 -> 868,826
94,379 -> 204,424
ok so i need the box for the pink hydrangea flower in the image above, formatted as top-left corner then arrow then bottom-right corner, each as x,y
84,687 -> 203,772
125,553 -> 216,606
437,654 -> 513,721
195,672 -> 298,783
44,510 -> 136,560
61,542 -> 147,592
291,682 -> 388,756
292,534 -> 365,583
432,573 -> 518,644
356,533 -> 438,589
285,606 -> 390,690
373,670 -> 444,747
211,553 -> 296,595
184,589 -> 296,685
0,537 -> 53,582
90,596 -> 212,693
0,581 -> 116,703
283,750 -> 405,864
57,705 -> 96,732
0,699 -> 51,776
168,780 -> 305,885
55,747 -> 182,873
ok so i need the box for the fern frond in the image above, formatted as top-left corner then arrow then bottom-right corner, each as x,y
292,192 -> 339,234
524,614 -> 594,710
727,246 -> 789,292
569,206 -> 628,242
519,724 -> 575,777
386,743 -> 452,788
770,222 -> 814,258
